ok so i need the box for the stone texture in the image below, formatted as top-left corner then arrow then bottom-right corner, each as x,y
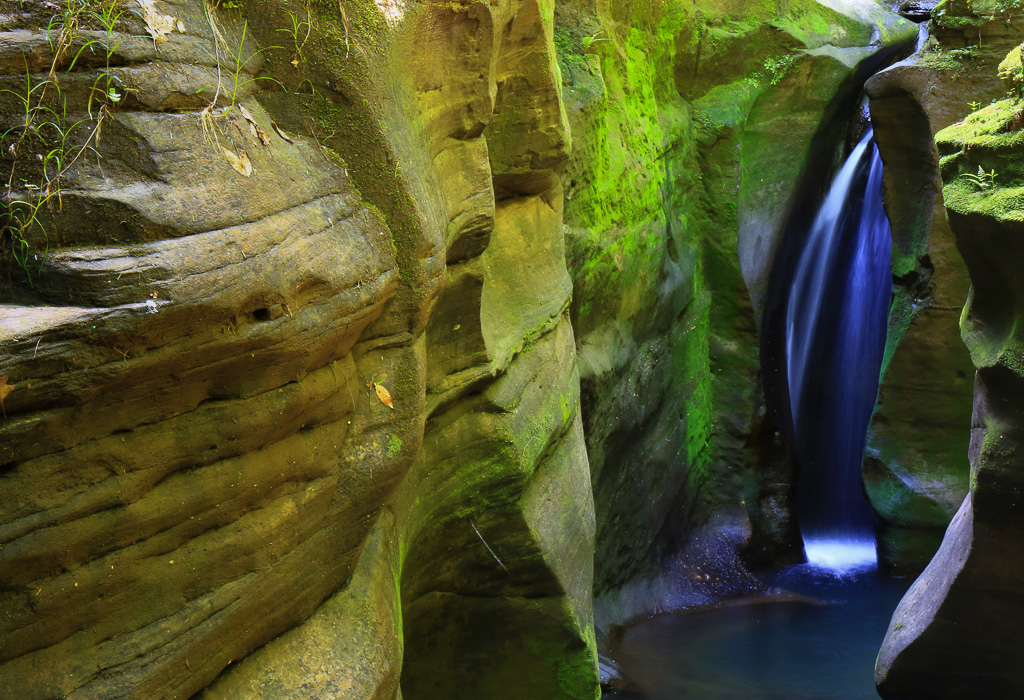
0,0 -> 1003,696
553,0 -> 916,637
0,1 -> 596,698
863,0 -> 1024,573
898,1 -> 939,23
876,44 -> 1024,697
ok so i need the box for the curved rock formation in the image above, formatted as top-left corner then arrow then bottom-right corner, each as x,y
862,0 -> 1024,573
0,0 -> 986,696
876,37 -> 1024,699
0,1 -> 595,698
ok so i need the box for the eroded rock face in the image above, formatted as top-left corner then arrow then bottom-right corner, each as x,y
876,40 -> 1024,698
898,1 -> 939,23
863,0 -> 1024,574
0,1 -> 596,698
0,0 -> 992,695
553,0 -> 917,632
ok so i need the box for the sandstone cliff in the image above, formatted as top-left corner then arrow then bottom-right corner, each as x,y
0,0 -> 977,698
876,28 -> 1024,698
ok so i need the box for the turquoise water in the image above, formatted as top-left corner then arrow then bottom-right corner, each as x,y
606,564 -> 910,700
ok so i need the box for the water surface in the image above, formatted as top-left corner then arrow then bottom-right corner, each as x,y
607,564 -> 909,700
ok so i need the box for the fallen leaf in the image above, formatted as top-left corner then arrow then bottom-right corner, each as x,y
0,376 -> 14,417
223,148 -> 253,177
138,0 -> 183,43
270,120 -> 296,144
374,383 -> 394,409
237,104 -> 270,145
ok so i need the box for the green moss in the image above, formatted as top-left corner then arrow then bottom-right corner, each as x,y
387,434 -> 403,458
937,95 -> 1024,222
691,79 -> 763,134
556,652 -> 600,700
881,291 -> 917,381
937,98 -> 1024,146
998,42 -> 1024,92
681,284 -> 713,482
932,0 -> 1024,27
921,44 -> 981,75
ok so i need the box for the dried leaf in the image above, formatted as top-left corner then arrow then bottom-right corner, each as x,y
138,0 -> 183,43
237,104 -> 270,146
0,376 -> 13,417
223,148 -> 253,177
374,383 -> 394,409
270,120 -> 296,144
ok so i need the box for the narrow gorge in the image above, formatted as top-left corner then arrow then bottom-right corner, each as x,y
0,0 -> 1021,698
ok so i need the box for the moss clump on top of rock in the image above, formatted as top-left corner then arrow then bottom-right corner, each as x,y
998,41 -> 1024,92
937,97 -> 1024,222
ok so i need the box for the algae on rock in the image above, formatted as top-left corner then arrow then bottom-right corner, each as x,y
554,0 -> 917,633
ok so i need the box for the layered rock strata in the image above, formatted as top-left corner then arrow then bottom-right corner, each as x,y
865,0 -> 1024,574
876,38 -> 1024,698
0,1 -> 596,698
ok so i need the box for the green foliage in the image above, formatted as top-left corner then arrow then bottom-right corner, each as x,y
199,16 -> 283,109
922,42 -> 981,78
1,0 -> 125,284
763,54 -> 796,86
579,32 -> 606,51
277,5 -> 313,62
962,165 -> 998,190
947,46 -> 980,63
225,20 -> 282,107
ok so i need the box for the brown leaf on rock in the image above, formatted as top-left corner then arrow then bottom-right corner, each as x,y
237,105 -> 270,145
374,383 -> 394,409
0,376 -> 14,417
270,120 -> 296,144
223,148 -> 253,177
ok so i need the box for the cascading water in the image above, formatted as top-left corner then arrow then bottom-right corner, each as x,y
785,127 -> 892,571
609,124 -> 907,700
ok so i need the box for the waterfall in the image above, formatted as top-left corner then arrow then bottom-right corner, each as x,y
785,127 -> 892,570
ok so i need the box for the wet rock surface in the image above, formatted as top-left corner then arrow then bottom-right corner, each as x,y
0,1 -> 596,698
876,38 -> 1024,698
863,0 -> 1024,573
898,1 -> 938,23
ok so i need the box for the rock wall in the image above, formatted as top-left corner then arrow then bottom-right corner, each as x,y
551,0 -> 916,634
0,0 -> 983,697
876,34 -> 1024,698
0,1 -> 596,698
864,0 -> 1024,574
